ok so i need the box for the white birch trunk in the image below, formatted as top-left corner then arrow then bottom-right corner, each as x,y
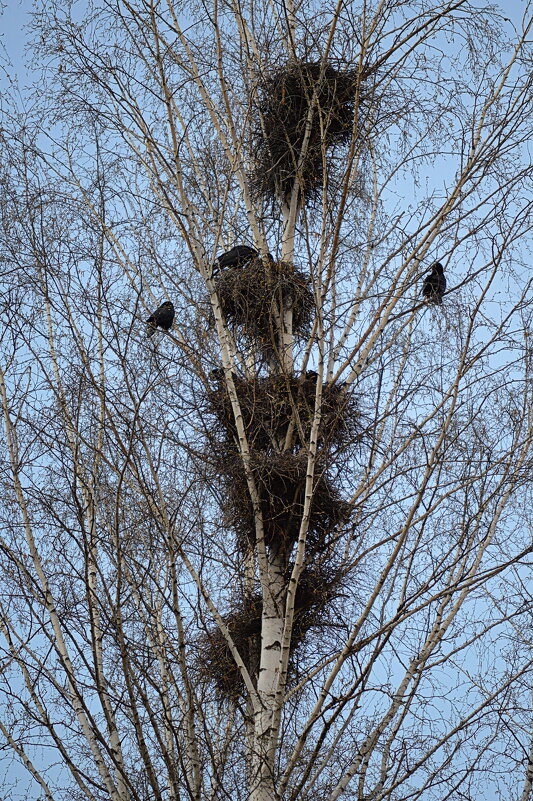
251,551 -> 286,801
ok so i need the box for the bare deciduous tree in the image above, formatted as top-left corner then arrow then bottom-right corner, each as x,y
0,2 -> 532,800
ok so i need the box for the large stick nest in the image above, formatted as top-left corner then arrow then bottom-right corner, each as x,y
196,565 -> 343,698
207,372 -> 361,452
215,257 -> 314,347
251,61 -> 360,201
288,564 -> 345,638
218,451 -> 350,554
196,594 -> 262,699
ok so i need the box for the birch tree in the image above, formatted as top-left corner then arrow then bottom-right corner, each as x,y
0,1 -> 532,800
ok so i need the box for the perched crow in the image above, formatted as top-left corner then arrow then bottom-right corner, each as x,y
209,367 -> 225,381
146,301 -> 175,337
209,367 -> 240,385
422,262 -> 446,304
216,245 -> 258,270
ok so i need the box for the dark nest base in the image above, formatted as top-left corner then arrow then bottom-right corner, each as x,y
196,566 -> 343,698
219,451 -> 350,555
208,372 -> 361,452
197,594 -> 262,699
215,257 -> 314,347
251,61 -> 359,201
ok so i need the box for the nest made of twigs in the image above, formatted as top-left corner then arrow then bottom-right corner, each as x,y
196,594 -> 262,699
219,451 -> 350,555
207,372 -> 361,452
196,565 -> 343,698
215,257 -> 314,348
251,61 -> 360,201
289,563 -> 345,637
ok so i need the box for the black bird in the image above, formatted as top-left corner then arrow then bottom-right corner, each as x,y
422,262 -> 446,304
216,245 -> 258,271
146,301 -> 175,337
209,367 -> 240,385
305,370 -> 319,381
209,367 -> 225,381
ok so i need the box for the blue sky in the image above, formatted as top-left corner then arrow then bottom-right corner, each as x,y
1,0 -> 530,90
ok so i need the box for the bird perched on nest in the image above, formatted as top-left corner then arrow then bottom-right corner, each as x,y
209,367 -> 240,383
422,262 -> 446,304
216,245 -> 258,271
209,367 -> 225,381
304,370 -> 319,382
146,301 -> 175,337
